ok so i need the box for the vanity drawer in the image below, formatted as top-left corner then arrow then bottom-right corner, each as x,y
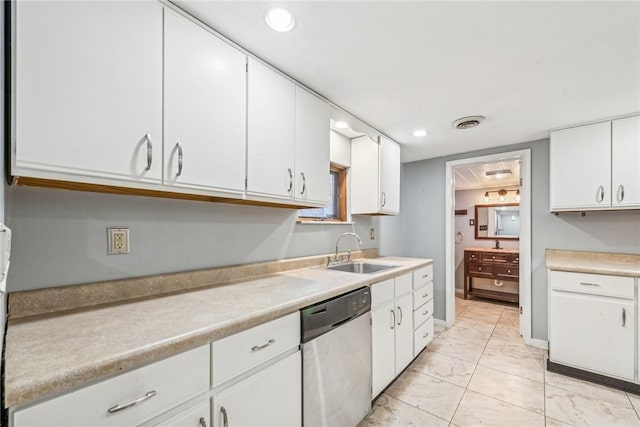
468,263 -> 493,276
549,271 -> 634,299
412,264 -> 433,290
509,254 -> 520,264
465,251 -> 480,262
413,298 -> 434,327
494,265 -> 519,279
13,345 -> 210,427
481,252 -> 509,263
212,312 -> 299,387
413,282 -> 434,309
413,316 -> 434,357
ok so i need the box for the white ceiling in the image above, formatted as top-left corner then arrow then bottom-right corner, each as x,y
454,159 -> 520,190
175,1 -> 640,163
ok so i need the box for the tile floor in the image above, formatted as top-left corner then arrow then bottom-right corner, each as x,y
360,296 -> 640,427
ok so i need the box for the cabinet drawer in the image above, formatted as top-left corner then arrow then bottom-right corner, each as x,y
212,312 -> 299,387
468,263 -> 492,276
371,278 -> 395,308
413,316 -> 434,357
413,282 -> 434,310
509,254 -> 520,264
13,345 -> 210,427
412,264 -> 433,290
480,252 -> 508,263
413,298 -> 434,328
549,271 -> 634,299
465,251 -> 480,262
395,273 -> 413,297
494,265 -> 519,279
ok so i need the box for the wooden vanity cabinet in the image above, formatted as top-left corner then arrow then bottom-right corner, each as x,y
464,249 -> 519,303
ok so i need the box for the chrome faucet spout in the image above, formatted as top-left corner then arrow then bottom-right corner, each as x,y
334,232 -> 364,261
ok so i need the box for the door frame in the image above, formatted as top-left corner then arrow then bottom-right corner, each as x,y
445,149 -> 538,347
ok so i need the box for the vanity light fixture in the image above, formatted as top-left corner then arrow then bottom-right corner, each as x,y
334,121 -> 350,129
498,189 -> 507,202
413,129 -> 428,137
265,7 -> 296,32
483,192 -> 491,202
483,188 -> 520,203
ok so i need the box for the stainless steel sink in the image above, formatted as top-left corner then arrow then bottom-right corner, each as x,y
324,262 -> 398,274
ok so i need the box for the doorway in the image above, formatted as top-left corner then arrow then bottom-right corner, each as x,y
445,149 -> 537,347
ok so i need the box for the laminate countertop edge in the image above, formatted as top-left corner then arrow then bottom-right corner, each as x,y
545,249 -> 640,277
4,256 -> 432,409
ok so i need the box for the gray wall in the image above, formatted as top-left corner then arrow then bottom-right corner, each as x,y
6,186 -> 376,292
397,138 -> 640,340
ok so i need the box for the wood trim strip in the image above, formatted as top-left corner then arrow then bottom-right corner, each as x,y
547,359 -> 640,396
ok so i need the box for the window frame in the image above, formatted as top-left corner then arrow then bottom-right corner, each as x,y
297,163 -> 348,223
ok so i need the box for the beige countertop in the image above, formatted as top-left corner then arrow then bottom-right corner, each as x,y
4,256 -> 431,409
546,249 -> 640,277
464,247 -> 519,254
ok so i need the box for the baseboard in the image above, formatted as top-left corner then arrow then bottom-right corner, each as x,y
526,338 -> 548,350
433,318 -> 446,327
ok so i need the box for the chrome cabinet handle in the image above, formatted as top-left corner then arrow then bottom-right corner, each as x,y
175,143 -> 183,177
287,168 -> 293,193
220,406 -> 229,427
580,282 -> 600,287
397,306 -> 403,325
107,390 -> 156,414
199,417 -> 207,427
251,338 -> 275,352
618,184 -> 625,202
622,308 -> 626,327
381,192 -> 386,207
422,310 -> 429,316
145,133 -> 153,171
597,185 -> 605,203
422,274 -> 429,278
422,293 -> 429,298
423,332 -> 429,339
390,309 -> 395,330
300,172 -> 306,195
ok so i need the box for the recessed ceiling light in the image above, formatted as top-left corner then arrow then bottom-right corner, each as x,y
334,121 -> 350,129
452,115 -> 485,130
413,129 -> 428,137
265,7 -> 296,32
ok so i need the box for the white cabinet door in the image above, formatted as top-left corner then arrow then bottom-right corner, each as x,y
294,87 -> 330,206
394,293 -> 414,374
612,116 -> 640,207
379,137 -> 401,214
371,302 -> 396,397
350,135 -> 380,214
549,291 -> 635,381
247,59 -> 295,200
14,1 -> 163,185
152,399 -> 210,427
213,351 -> 301,427
164,9 -> 246,196
550,122 -> 612,210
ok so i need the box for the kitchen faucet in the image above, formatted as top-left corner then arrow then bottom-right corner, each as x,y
329,232 -> 363,265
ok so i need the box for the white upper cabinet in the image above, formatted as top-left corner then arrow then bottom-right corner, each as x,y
550,115 -> 640,211
14,1 -> 163,185
351,135 -> 401,215
163,9 -> 246,196
612,116 -> 640,208
246,59 -> 296,201
294,88 -> 330,206
550,121 -> 611,211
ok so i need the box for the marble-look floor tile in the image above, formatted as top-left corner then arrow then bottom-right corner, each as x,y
545,416 -> 575,426
358,394 -> 449,427
497,310 -> 520,330
478,342 -> 544,382
628,393 -> 640,417
385,369 -> 465,421
467,365 -> 544,414
545,371 -> 630,406
428,334 -> 486,364
451,390 -> 544,427
457,309 -> 501,325
437,323 -> 493,346
545,384 -> 640,426
409,350 -> 476,387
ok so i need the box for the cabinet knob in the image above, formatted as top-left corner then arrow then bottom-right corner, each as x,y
479,267 -> 482,271
507,270 -> 511,274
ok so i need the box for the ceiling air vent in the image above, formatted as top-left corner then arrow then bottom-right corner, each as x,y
452,116 -> 485,130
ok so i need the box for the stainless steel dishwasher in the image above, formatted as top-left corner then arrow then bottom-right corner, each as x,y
301,287 -> 372,427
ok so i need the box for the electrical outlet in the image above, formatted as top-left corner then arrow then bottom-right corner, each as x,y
370,228 -> 375,240
107,227 -> 130,255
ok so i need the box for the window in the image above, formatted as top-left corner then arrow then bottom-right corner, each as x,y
298,164 -> 347,222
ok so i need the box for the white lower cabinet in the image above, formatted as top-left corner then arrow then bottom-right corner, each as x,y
11,345 -> 210,427
412,265 -> 434,357
151,399 -> 211,427
371,273 -> 414,397
212,351 -> 301,427
549,271 -> 636,382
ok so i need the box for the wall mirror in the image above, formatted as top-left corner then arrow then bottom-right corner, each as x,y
474,203 -> 520,240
